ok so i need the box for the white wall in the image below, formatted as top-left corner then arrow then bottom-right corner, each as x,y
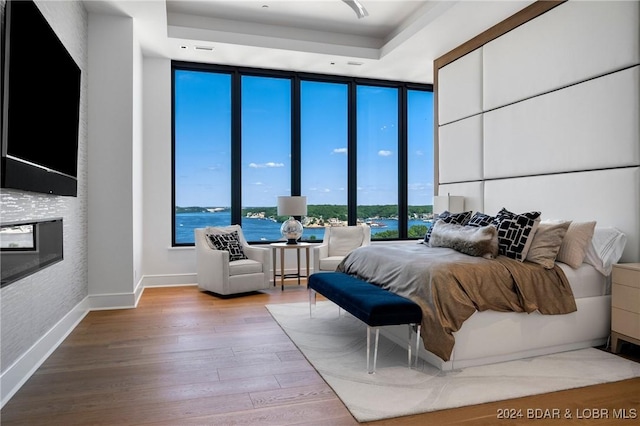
141,58 -> 198,286
2,2 -> 149,405
87,12 -> 142,306
0,0 -> 89,404
132,22 -> 144,295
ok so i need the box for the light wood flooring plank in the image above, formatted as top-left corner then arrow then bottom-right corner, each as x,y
1,284 -> 639,425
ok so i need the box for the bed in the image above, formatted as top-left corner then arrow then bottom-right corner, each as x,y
416,0 -> 639,369
336,215 -> 626,371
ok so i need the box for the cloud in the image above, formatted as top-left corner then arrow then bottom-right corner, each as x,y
249,162 -> 284,168
414,150 -> 425,156
378,150 -> 392,157
332,148 -> 348,154
408,182 -> 433,191
309,187 -> 332,193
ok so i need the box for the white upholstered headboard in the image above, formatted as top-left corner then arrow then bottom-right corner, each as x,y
435,0 -> 640,263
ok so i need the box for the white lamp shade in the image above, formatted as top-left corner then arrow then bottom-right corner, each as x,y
433,195 -> 464,215
277,196 -> 307,216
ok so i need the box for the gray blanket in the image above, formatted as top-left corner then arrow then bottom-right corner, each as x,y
336,244 -> 577,361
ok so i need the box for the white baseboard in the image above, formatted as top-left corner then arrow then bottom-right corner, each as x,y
142,272 -> 197,287
1,272 -> 235,409
1,296 -> 91,408
141,270 -> 315,288
0,276 -> 151,408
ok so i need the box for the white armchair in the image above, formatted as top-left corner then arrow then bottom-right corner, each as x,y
195,225 -> 271,295
313,225 -> 371,272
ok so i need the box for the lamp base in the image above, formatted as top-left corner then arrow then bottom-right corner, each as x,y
281,217 -> 303,245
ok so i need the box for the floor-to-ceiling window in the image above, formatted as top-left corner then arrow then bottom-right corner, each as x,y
356,85 -> 399,236
240,75 -> 292,241
173,69 -> 232,244
300,80 -> 349,241
407,89 -> 434,238
172,62 -> 433,245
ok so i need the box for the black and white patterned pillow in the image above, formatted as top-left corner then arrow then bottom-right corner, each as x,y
423,210 -> 472,244
493,208 -> 541,261
207,231 -> 248,261
467,212 -> 495,227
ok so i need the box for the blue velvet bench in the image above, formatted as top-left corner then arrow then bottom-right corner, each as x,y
307,272 -> 422,374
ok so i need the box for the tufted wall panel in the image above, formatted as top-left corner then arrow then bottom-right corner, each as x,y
436,0 -> 640,262
438,48 -> 483,125
483,66 -> 640,179
483,0 -> 640,111
439,115 -> 483,183
483,168 -> 640,263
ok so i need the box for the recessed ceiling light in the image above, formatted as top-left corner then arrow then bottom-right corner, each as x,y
262,4 -> 269,9
347,61 -> 363,66
195,46 -> 214,51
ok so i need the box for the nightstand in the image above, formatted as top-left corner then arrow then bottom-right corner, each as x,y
611,263 -> 640,353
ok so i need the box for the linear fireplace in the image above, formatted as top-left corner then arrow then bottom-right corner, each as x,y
0,218 -> 63,287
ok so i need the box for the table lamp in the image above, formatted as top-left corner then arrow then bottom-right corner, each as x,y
277,196 -> 307,244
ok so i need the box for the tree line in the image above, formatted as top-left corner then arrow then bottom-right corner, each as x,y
176,204 -> 433,221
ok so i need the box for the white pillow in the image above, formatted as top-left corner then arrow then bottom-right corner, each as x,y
584,227 -> 627,276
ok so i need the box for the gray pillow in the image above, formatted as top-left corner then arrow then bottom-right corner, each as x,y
422,210 -> 472,244
429,220 -> 499,259
525,221 -> 571,269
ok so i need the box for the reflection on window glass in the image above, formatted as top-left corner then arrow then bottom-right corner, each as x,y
174,70 -> 231,244
301,81 -> 348,241
241,76 -> 291,242
357,85 -> 399,239
407,89 -> 434,238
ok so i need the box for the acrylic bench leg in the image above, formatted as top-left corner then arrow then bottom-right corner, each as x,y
367,326 -> 379,374
407,323 -> 421,369
414,324 -> 421,368
407,324 -> 412,368
309,289 -> 316,318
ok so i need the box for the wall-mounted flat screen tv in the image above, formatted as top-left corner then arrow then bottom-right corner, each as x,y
1,0 -> 81,197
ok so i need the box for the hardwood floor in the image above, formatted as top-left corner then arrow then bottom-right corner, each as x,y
2,283 -> 639,425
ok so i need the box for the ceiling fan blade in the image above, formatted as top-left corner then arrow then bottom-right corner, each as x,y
342,0 -> 369,19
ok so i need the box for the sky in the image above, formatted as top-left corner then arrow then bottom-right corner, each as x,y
174,70 -> 434,208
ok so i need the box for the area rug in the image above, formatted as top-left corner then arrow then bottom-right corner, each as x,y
266,301 -> 640,423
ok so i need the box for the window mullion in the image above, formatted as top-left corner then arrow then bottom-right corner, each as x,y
398,87 -> 408,239
347,81 -> 358,225
231,70 -> 242,225
292,76 -> 301,196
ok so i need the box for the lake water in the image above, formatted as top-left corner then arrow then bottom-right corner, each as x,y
175,212 -> 428,244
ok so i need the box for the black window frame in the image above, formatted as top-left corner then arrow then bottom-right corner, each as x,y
172,61 -> 433,246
